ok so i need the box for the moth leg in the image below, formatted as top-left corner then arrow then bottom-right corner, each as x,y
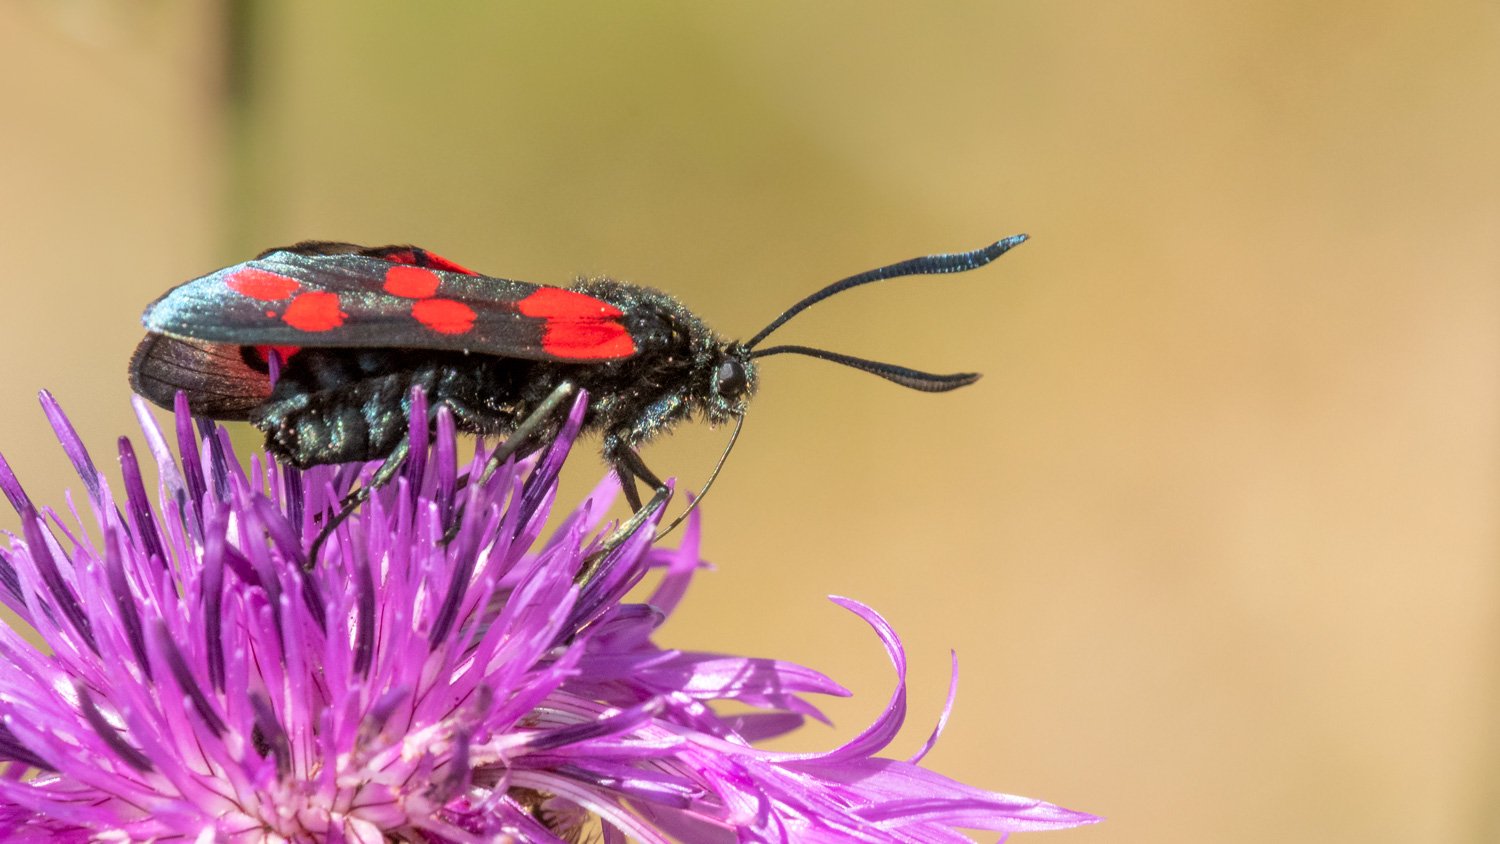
602,394 -> 682,513
439,381 -> 578,544
476,381 -> 578,487
617,446 -> 666,506
614,458 -> 644,513
305,439 -> 410,569
575,446 -> 668,586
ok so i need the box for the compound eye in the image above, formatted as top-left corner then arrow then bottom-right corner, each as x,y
716,359 -> 748,398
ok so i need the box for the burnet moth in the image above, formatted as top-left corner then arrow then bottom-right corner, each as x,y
130,235 -> 1028,565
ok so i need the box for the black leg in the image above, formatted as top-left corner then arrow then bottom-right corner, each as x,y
575,446 -> 669,585
476,381 -> 577,487
615,459 -> 644,513
440,381 -> 579,544
305,439 -> 409,569
618,446 -> 665,493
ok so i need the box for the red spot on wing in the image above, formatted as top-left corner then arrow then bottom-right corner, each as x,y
384,265 -> 441,298
518,287 -> 624,321
517,288 -> 635,359
412,298 -> 477,335
544,323 -> 637,358
227,268 -> 301,301
282,292 -> 347,332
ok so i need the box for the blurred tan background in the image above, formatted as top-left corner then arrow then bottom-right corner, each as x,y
3,1 -> 1498,841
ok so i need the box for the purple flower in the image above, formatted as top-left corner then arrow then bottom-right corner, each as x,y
0,389 -> 1098,841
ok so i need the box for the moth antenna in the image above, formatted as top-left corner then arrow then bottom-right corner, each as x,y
748,345 -> 979,392
743,233 -> 1028,350
653,413 -> 745,542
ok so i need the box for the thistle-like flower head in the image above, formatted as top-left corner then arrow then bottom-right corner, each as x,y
0,389 -> 1097,841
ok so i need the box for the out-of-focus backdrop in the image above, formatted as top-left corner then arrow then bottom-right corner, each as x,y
3,2 -> 1497,841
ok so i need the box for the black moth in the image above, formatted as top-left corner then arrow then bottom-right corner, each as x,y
130,235 -> 1028,560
